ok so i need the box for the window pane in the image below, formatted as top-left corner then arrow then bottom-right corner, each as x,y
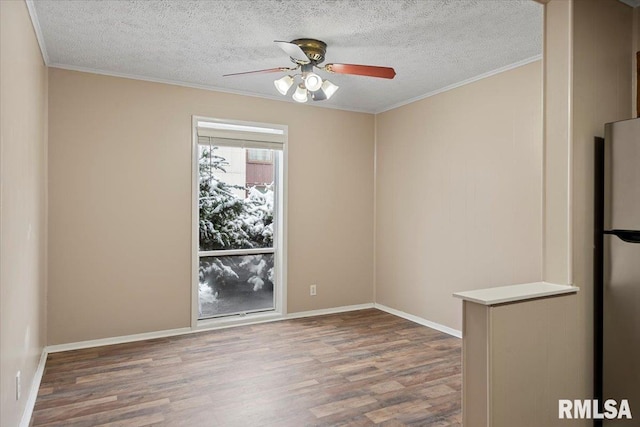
198,145 -> 274,251
198,254 -> 274,318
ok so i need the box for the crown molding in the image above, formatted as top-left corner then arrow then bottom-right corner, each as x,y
48,63 -> 375,114
25,0 -> 50,65
376,54 -> 542,114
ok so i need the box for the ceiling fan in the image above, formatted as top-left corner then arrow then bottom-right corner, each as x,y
223,38 -> 396,103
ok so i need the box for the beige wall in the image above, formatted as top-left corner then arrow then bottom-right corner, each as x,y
533,1 -> 589,423
375,61 -> 543,331
47,69 -> 374,344
0,1 -> 48,426
570,0 -> 633,415
543,0 -> 573,286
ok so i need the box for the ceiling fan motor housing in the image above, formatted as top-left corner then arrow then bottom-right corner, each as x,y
291,38 -> 327,64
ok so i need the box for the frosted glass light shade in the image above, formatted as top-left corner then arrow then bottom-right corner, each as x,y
274,75 -> 294,95
321,80 -> 339,99
304,72 -> 323,92
292,84 -> 308,103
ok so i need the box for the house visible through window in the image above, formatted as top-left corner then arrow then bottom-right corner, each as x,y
246,148 -> 274,194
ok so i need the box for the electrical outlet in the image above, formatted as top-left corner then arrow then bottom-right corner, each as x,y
16,371 -> 21,401
310,284 -> 317,296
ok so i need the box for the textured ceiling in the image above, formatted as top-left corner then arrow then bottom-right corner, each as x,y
30,0 -> 542,113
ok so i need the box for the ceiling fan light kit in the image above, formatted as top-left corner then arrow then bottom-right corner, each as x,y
224,38 -> 395,104
303,72 -> 323,92
274,75 -> 294,95
292,84 -> 309,103
320,80 -> 339,99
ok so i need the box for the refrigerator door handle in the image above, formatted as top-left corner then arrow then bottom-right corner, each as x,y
603,229 -> 640,243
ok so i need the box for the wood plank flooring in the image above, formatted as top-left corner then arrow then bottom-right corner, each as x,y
31,309 -> 461,426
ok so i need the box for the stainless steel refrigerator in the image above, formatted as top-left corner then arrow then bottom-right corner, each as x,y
595,117 -> 640,426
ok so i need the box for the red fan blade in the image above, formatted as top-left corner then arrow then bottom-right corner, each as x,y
324,63 -> 396,79
223,67 -> 295,77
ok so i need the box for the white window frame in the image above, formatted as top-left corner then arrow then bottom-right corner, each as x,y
191,116 -> 288,329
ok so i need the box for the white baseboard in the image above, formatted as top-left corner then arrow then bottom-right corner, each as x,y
286,303 -> 375,320
43,302 -> 457,354
190,304 -> 376,333
195,311 -> 286,332
46,303 -> 376,354
20,348 -> 48,427
374,303 -> 462,338
45,303 -> 456,354
46,326 -> 192,353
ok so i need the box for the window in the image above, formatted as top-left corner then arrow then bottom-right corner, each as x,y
192,118 -> 286,324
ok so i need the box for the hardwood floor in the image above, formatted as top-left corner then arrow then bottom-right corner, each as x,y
31,309 -> 462,426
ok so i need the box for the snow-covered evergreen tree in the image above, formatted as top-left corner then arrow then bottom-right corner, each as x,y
241,185 -> 274,248
198,146 -> 275,308
199,146 -> 253,250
